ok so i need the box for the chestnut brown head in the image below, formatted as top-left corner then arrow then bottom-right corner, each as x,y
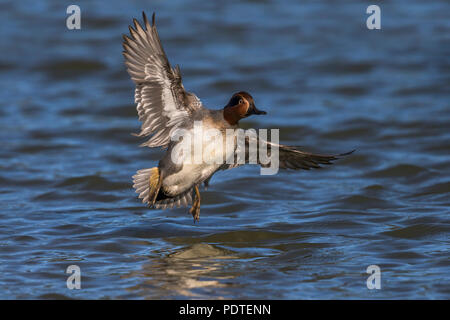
223,91 -> 266,125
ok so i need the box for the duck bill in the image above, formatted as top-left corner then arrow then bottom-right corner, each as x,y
249,104 -> 267,115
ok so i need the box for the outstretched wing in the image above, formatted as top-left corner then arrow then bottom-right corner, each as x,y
123,12 -> 202,148
222,134 -> 353,171
263,141 -> 354,170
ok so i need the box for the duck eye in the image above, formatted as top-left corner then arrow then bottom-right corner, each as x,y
239,99 -> 244,104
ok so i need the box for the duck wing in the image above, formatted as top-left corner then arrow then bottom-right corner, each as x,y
262,142 -> 353,170
221,133 -> 353,171
123,12 -> 203,148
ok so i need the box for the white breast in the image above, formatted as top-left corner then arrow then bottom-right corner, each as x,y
161,125 -> 231,196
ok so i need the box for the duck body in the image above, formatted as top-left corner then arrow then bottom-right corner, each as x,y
158,109 -> 236,198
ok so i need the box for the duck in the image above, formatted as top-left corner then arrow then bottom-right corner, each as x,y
123,12 -> 353,222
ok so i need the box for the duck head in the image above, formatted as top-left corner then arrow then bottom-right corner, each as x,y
223,91 -> 266,125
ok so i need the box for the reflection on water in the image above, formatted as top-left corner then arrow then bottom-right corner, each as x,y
124,244 -> 238,299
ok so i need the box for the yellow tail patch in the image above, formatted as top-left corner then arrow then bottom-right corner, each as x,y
148,167 -> 160,205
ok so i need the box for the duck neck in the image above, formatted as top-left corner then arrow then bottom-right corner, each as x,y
223,106 -> 243,125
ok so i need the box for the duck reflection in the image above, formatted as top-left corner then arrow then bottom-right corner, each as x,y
125,243 -> 239,299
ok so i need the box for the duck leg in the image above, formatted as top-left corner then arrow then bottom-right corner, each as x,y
189,185 -> 201,223
203,176 -> 211,190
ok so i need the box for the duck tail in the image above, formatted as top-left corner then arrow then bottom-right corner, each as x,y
132,167 -> 161,206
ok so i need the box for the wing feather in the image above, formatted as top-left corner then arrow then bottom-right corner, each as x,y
261,140 -> 353,170
222,134 -> 353,171
123,12 -> 202,148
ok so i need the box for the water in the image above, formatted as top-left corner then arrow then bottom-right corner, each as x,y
0,0 -> 449,299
